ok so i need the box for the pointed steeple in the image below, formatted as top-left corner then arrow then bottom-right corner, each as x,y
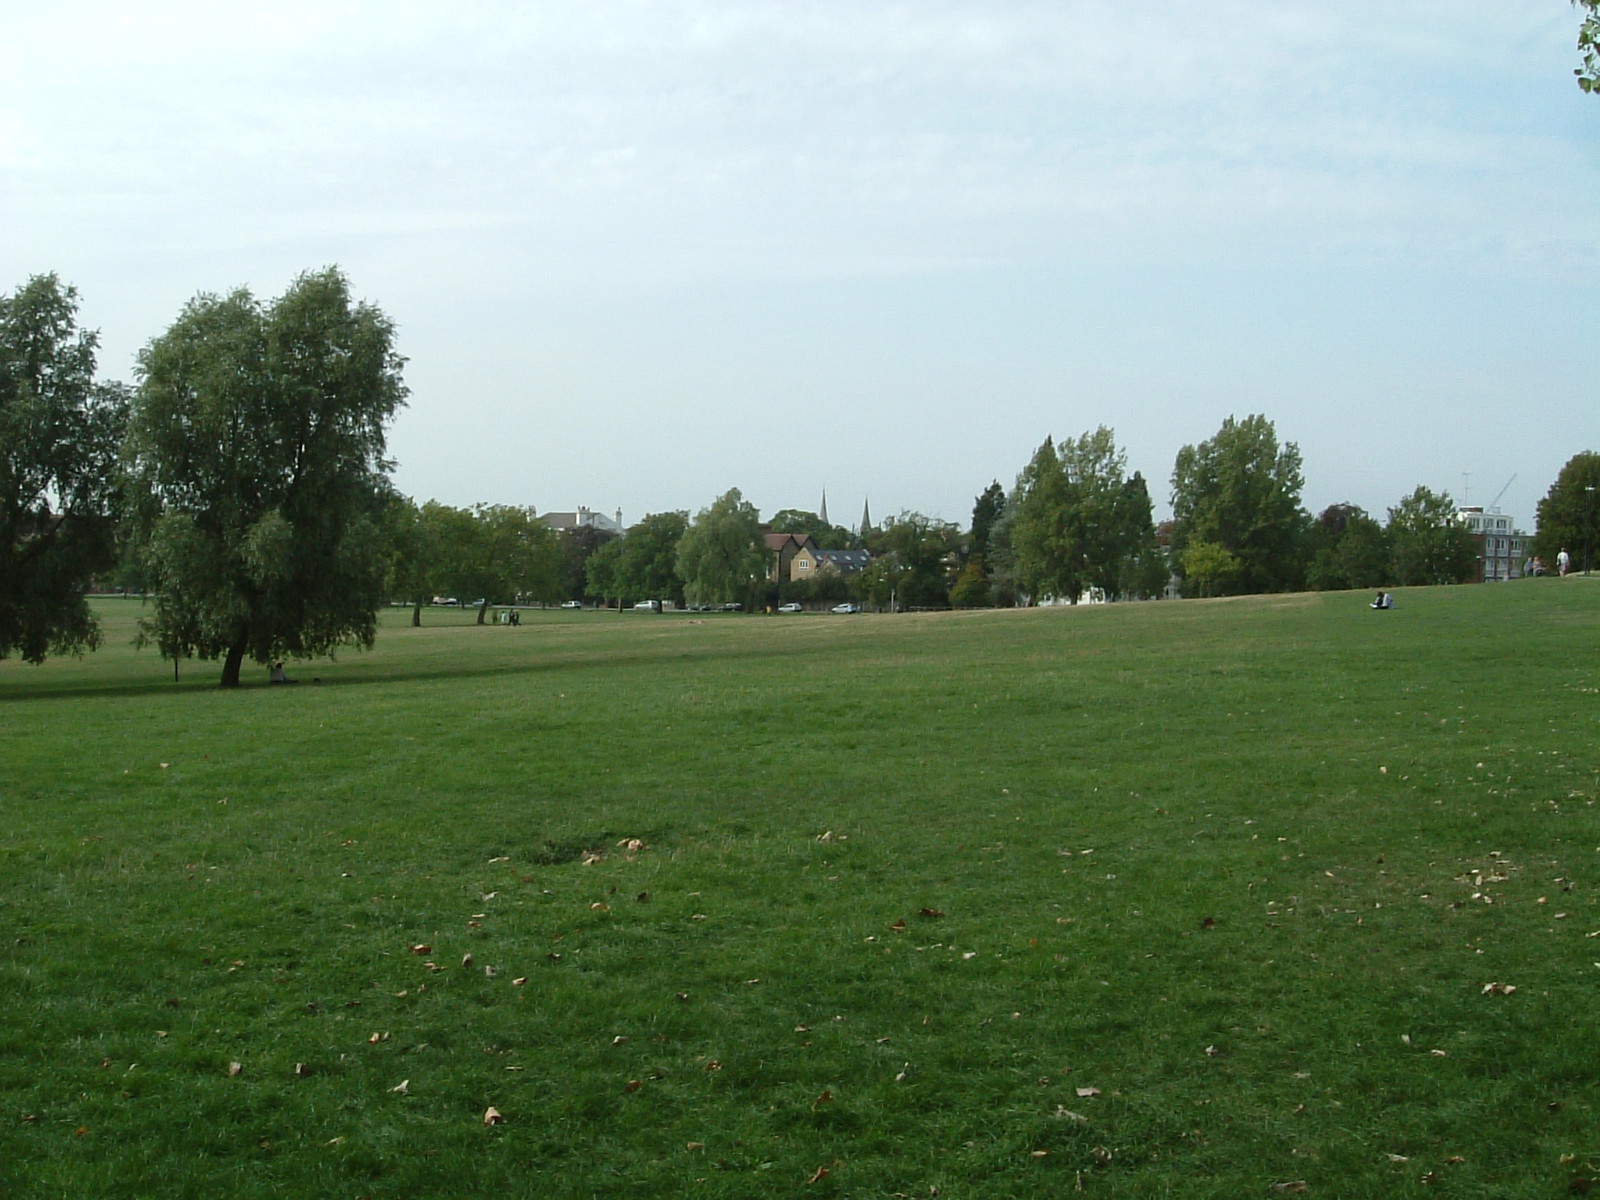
859,496 -> 872,536
819,488 -> 829,528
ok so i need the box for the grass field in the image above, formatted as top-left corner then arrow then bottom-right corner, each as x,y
2,583 -> 1598,1198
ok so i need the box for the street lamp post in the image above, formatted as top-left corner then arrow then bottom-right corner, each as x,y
1586,485 -> 1596,576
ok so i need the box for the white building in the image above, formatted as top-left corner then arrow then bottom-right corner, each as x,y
540,506 -> 623,535
1455,507 -> 1529,581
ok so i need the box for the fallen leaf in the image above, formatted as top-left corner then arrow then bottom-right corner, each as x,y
1031,1149 -> 1049,1158
624,1079 -> 642,1093
1076,1086 -> 1100,1098
390,1079 -> 409,1095
1388,1153 -> 1409,1162
461,953 -> 473,969
636,891 -> 650,903
227,1061 -> 243,1077
483,965 -> 497,979
590,902 -> 610,912
488,855 -> 509,864
369,1031 -> 389,1044
483,1106 -> 505,1126
918,908 -> 945,919
294,1062 -> 311,1077
1201,916 -> 1216,929
512,976 -> 527,986
409,944 -> 431,955
807,1165 -> 830,1184
325,1136 -> 345,1146
612,1035 -> 630,1045
811,1090 -> 833,1110
703,1059 -> 722,1072
889,918 -> 907,933
1054,1107 -> 1088,1122
686,1141 -> 705,1150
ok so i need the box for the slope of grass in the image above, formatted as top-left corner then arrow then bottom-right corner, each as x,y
2,583 -> 1598,1197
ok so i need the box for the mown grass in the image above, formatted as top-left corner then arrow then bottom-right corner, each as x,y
2,583 -> 1598,1197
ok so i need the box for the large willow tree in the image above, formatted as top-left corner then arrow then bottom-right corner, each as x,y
125,269 -> 406,686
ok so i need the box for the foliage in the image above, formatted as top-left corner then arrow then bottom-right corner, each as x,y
769,508 -> 853,550
0,274 -> 128,663
379,494 -> 442,626
1180,540 -> 1241,597
587,511 -> 689,607
949,558 -> 992,608
1008,428 -> 1152,603
677,488 -> 768,607
1170,414 -> 1308,595
1578,1 -> 1600,93
1306,504 -> 1391,591
558,524 -> 618,602
124,268 -> 405,685
872,511 -> 959,609
1387,486 -> 1477,586
1532,451 -> 1600,572
967,481 -> 1006,567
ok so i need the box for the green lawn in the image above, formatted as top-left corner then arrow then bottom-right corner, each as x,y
2,583 -> 1598,1197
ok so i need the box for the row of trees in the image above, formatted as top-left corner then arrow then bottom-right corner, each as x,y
4,269 -> 1596,685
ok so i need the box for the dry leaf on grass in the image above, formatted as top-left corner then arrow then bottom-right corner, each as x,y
918,907 -> 945,919
390,1080 -> 409,1095
227,1061 -> 243,1077
1482,982 -> 1517,995
811,1090 -> 833,1110
482,1106 -> 504,1126
1076,1086 -> 1100,1098
409,944 -> 431,955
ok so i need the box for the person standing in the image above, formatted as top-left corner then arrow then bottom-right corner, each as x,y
1558,547 -> 1572,577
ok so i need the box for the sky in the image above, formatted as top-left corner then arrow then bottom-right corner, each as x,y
4,1 -> 1597,530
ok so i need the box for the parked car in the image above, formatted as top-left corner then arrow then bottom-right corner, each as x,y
831,602 -> 861,614
778,602 -> 803,613
718,602 -> 742,612
633,599 -> 661,612
559,600 -> 581,609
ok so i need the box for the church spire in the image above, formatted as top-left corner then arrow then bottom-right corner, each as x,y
819,488 -> 829,528
859,496 -> 872,536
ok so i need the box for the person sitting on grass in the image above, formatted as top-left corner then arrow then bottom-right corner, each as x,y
269,661 -> 297,684
1370,591 -> 1393,610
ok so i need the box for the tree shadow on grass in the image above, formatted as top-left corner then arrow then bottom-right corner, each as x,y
0,637 -> 778,704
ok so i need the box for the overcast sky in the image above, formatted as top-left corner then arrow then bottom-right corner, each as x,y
5,1 -> 1596,529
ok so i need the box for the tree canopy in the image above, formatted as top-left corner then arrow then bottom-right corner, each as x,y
0,275 -> 128,664
1170,414 -> 1307,595
124,268 -> 406,686
677,488 -> 767,606
1387,486 -> 1476,586
1578,1 -> 1600,93
1533,451 -> 1600,571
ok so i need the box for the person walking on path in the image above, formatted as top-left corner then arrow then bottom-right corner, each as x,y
1558,548 -> 1572,577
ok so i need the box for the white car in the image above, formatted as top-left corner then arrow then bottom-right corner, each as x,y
831,603 -> 861,614
559,600 -> 581,609
778,602 -> 803,613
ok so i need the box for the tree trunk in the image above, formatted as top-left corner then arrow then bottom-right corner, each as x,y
220,638 -> 247,688
411,601 -> 422,627
476,599 -> 489,625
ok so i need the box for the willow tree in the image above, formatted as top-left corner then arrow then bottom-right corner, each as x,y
0,275 -> 127,663
125,269 -> 406,686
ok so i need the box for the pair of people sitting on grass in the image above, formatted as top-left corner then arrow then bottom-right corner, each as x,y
1370,591 -> 1394,610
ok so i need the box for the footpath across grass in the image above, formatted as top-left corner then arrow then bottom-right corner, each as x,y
2,583 -> 1598,1197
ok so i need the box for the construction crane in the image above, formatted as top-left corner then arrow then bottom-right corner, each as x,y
1487,474 -> 1516,514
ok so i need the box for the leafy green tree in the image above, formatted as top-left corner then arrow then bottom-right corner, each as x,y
949,559 -> 991,608
1007,437 -> 1080,603
1170,414 -> 1308,596
611,511 -> 689,607
677,489 -> 768,607
1007,428 -> 1150,603
125,268 -> 406,687
379,493 -> 432,626
879,511 -> 960,608
1181,541 -> 1241,598
584,536 -> 626,608
559,524 -> 618,603
967,481 -> 1006,567
1533,452 -> 1600,574
1306,504 -> 1390,591
1578,1 -> 1600,93
1387,486 -> 1476,586
1,274 -> 129,663
768,508 -> 851,550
